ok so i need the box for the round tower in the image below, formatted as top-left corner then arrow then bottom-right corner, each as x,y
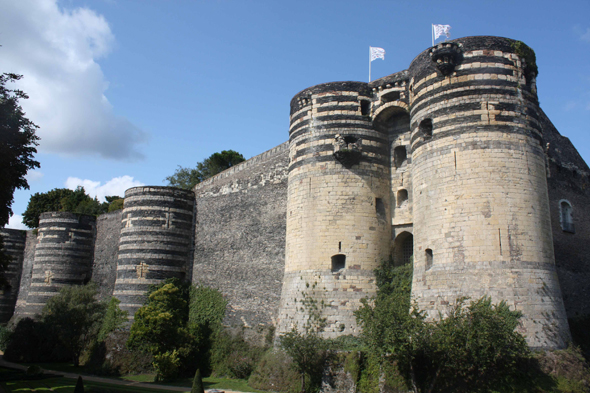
0,229 -> 26,322
22,212 -> 95,317
113,186 -> 195,318
277,82 -> 391,337
408,36 -> 569,348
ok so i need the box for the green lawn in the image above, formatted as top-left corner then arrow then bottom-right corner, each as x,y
1,376 -> 177,393
1,365 -> 265,393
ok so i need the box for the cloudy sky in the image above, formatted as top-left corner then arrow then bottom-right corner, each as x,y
2,0 -> 590,229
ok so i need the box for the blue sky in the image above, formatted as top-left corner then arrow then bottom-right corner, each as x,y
2,0 -> 589,229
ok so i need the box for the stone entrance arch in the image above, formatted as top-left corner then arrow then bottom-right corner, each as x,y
392,231 -> 413,266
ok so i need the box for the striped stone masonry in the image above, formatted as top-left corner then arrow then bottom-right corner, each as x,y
277,36 -> 573,349
113,186 -> 195,318
0,229 -> 26,322
278,81 -> 392,338
21,212 -> 95,318
407,36 -> 569,349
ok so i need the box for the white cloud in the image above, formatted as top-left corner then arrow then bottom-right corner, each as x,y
0,0 -> 148,160
581,27 -> 590,43
65,175 -> 144,202
25,170 -> 44,183
5,214 -> 28,230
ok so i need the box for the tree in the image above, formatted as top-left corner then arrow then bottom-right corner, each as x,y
127,280 -> 195,381
97,297 -> 128,342
165,150 -> 245,190
21,187 -> 122,228
41,283 -> 107,366
0,73 -> 40,227
356,261 -> 533,393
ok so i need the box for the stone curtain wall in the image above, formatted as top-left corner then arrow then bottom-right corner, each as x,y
91,210 -> 123,300
12,230 -> 37,320
193,143 -> 289,327
408,36 -> 569,349
541,109 -> 590,319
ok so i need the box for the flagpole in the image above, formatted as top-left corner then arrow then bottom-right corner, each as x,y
432,24 -> 434,47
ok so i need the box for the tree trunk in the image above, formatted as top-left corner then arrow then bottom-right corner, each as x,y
300,373 -> 306,393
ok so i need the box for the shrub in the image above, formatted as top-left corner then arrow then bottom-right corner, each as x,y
153,350 -> 182,381
3,317 -> 69,363
537,345 -> 590,393
211,329 -> 265,379
248,350 -> 300,393
74,375 -> 85,393
191,369 -> 205,393
26,365 -> 42,376
0,324 -> 12,351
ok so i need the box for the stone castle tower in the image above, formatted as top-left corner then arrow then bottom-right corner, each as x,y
3,36 -> 587,350
276,36 -> 571,348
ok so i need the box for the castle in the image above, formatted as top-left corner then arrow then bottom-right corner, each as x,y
1,36 -> 588,349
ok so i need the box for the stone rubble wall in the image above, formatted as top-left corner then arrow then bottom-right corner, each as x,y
193,143 -> 289,327
91,210 -> 123,300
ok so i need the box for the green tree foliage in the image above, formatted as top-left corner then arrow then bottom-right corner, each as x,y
97,297 -> 128,342
191,368 -> 205,393
165,150 -> 245,190
128,280 -> 226,381
356,261 -> 536,393
0,73 -> 40,227
4,284 -> 112,365
106,196 -> 124,212
41,283 -> 107,366
128,282 -> 191,357
22,187 -> 122,228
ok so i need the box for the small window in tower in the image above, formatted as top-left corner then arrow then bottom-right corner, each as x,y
397,189 -> 408,207
376,198 -> 386,221
331,254 -> 346,272
420,119 -> 433,140
344,135 -> 358,144
560,200 -> 575,233
425,249 -> 433,270
381,91 -> 401,103
394,146 -> 407,168
360,100 -> 371,116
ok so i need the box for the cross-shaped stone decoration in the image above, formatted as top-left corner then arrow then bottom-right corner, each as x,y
136,262 -> 149,279
44,270 -> 53,285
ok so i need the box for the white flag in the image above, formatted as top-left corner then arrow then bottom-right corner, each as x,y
433,24 -> 451,40
370,47 -> 385,62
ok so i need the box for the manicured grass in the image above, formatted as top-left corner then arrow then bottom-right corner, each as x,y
0,368 -> 179,393
1,365 -> 266,393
